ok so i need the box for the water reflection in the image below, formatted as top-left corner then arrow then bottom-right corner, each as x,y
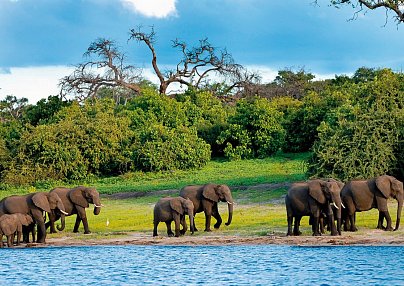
0,245 -> 403,285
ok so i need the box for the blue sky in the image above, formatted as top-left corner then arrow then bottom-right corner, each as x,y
1,0 -> 404,103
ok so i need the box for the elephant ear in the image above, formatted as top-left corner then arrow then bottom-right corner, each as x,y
170,198 -> 184,215
376,175 -> 392,198
18,214 -> 33,226
32,193 -> 51,213
69,188 -> 89,208
308,180 -> 326,204
202,184 -> 219,202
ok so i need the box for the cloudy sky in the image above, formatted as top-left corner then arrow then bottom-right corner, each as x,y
1,0 -> 404,103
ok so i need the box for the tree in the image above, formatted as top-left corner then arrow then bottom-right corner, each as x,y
129,26 -> 258,95
0,95 -> 28,122
59,38 -> 142,102
325,1 -> 404,24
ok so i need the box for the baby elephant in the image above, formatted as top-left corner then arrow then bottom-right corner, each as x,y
0,214 -> 33,247
153,197 -> 195,237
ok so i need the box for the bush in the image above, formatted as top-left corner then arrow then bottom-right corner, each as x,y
132,124 -> 211,172
217,97 -> 285,160
309,69 -> 404,180
3,100 -> 133,184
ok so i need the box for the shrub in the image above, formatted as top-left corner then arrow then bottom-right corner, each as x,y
131,124 -> 211,172
217,97 -> 285,160
309,69 -> 404,180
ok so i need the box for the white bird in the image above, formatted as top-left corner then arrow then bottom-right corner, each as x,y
106,218 -> 110,226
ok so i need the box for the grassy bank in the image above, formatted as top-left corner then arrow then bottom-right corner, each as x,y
2,152 -> 402,240
0,152 -> 309,197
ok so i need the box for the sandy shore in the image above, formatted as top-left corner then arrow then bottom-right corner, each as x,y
25,229 -> 402,247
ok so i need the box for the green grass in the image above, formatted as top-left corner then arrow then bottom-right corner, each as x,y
0,152 -> 309,197
2,152 -> 402,240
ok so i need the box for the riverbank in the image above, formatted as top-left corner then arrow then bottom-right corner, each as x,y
29,229 -> 402,247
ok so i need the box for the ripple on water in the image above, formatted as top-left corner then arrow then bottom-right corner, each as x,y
0,245 -> 403,285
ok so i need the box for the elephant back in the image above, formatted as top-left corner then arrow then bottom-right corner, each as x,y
179,185 -> 203,212
2,195 -> 30,215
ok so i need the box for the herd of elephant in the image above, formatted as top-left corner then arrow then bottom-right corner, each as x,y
0,186 -> 103,247
154,175 -> 402,238
0,175 -> 401,247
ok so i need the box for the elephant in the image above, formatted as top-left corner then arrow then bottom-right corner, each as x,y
153,196 -> 195,237
0,213 -> 33,247
285,179 -> 344,236
179,183 -> 234,232
341,175 -> 403,232
47,186 -> 103,234
0,192 -> 67,243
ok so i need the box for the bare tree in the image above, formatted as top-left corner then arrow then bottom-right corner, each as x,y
59,38 -> 142,102
319,1 -> 404,24
129,26 -> 258,95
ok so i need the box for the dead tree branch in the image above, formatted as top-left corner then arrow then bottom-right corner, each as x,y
59,38 -> 142,102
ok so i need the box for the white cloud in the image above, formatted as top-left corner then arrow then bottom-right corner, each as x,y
120,0 -> 177,18
0,66 -> 74,104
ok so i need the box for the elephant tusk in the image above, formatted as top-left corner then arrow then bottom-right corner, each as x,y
94,204 -> 104,208
227,201 -> 234,205
341,202 -> 346,209
60,210 -> 69,215
332,202 -> 339,210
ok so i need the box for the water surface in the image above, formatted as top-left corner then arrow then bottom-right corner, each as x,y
0,245 -> 403,285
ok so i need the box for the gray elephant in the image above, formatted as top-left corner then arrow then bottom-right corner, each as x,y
153,197 -> 195,237
341,175 -> 403,231
47,186 -> 103,234
285,179 -> 343,236
0,213 -> 33,247
179,184 -> 234,232
0,192 -> 67,243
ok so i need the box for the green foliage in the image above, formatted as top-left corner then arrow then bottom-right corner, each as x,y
176,89 -> 231,157
277,90 -> 349,152
131,124 -> 211,172
23,95 -> 71,126
309,69 -> 404,180
217,97 -> 285,160
3,100 -> 133,184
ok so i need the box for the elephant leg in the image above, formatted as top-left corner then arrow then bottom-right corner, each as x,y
173,215 -> 181,237
204,212 -> 212,232
312,216 -> 321,236
0,234 -> 3,248
293,216 -> 302,236
377,212 -> 386,230
348,214 -> 358,232
319,216 -> 325,234
73,215 -> 82,233
7,235 -> 13,247
287,216 -> 293,236
153,221 -> 159,237
212,204 -> 222,229
180,215 -> 187,235
380,211 -> 393,231
166,221 -> 174,237
77,207 -> 90,234
16,231 -> 21,245
192,214 -> 198,232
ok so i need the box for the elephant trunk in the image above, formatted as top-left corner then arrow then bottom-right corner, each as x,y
93,196 -> 102,215
330,192 -> 342,235
394,193 -> 403,231
225,201 -> 233,226
57,213 -> 65,231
